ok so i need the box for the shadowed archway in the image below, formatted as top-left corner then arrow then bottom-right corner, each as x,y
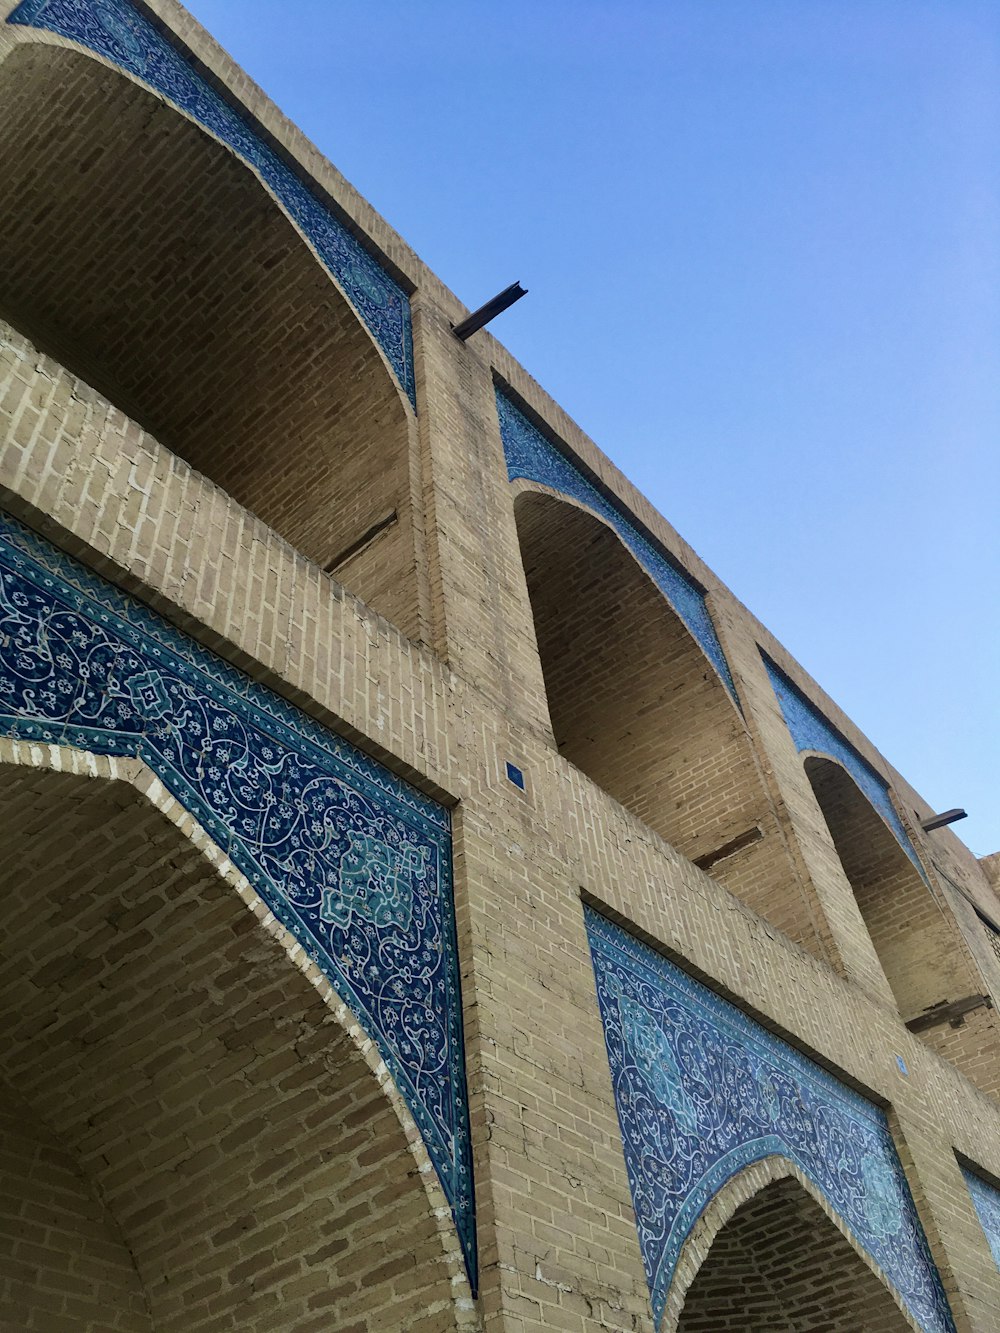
676,1171 -> 916,1333
0,751 -> 471,1331
805,755 -> 999,1096
0,40 -> 422,636
514,488 -> 823,955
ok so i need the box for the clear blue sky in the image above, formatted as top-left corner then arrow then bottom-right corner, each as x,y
187,1 -> 999,857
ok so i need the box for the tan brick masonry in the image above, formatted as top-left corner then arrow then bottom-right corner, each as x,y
2,5 -> 1000,1329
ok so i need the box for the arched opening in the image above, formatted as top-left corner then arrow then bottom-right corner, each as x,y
514,489 -> 823,954
0,42 -> 421,636
805,756 -> 999,1094
0,757 -> 467,1330
678,1175 -> 913,1332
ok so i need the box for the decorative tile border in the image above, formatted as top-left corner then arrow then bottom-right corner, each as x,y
585,907 -> 955,1332
7,0 -> 416,406
963,1168 -> 1000,1271
0,510 -> 475,1285
761,653 -> 927,883
496,390 -> 739,705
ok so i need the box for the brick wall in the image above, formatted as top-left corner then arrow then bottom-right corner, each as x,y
2,6 -> 1000,1330
0,1081 -> 152,1332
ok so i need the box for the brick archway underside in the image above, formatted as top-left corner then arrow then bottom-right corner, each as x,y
0,764 -> 463,1331
805,756 -> 1000,1098
514,489 -> 822,955
677,1176 -> 911,1332
0,40 -> 420,636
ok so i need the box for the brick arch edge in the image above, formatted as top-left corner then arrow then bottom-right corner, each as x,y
661,1154 -> 923,1333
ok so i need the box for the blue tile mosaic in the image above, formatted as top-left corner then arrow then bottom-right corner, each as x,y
963,1168 -> 1000,1271
7,0 -> 416,407
0,510 -> 475,1286
761,653 -> 927,884
495,390 -> 739,707
585,907 -> 955,1332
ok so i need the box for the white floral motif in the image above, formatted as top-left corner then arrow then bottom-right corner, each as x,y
322,832 -> 430,932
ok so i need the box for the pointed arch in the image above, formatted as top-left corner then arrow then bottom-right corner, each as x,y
0,38 -> 424,637
668,1157 -> 919,1333
805,755 -> 999,1094
515,487 -> 821,952
0,742 -> 475,1331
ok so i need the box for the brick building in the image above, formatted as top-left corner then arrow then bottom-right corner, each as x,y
1,2 -> 1000,1330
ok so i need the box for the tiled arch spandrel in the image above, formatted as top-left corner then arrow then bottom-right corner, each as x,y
585,907 -> 955,1332
0,509 -> 476,1286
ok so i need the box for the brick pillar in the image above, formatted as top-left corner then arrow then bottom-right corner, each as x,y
410,290 -> 553,743
890,1106 -> 1000,1333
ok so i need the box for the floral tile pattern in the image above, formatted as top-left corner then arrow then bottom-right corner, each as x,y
963,1168 -> 1000,1271
0,510 -> 475,1286
495,389 -> 739,706
761,652 -> 927,882
586,907 -> 955,1332
7,0 -> 416,406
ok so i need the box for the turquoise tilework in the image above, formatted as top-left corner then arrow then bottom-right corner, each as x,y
0,510 -> 475,1286
586,907 -> 955,1332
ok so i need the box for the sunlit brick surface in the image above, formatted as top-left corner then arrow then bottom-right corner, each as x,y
2,2 -> 1000,1329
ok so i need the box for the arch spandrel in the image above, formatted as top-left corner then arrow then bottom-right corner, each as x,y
584,907 -> 956,1333
0,509 -> 477,1290
0,746 -> 475,1329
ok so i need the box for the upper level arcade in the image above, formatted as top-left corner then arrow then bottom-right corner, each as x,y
0,34 -> 425,639
495,371 -> 1000,1103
